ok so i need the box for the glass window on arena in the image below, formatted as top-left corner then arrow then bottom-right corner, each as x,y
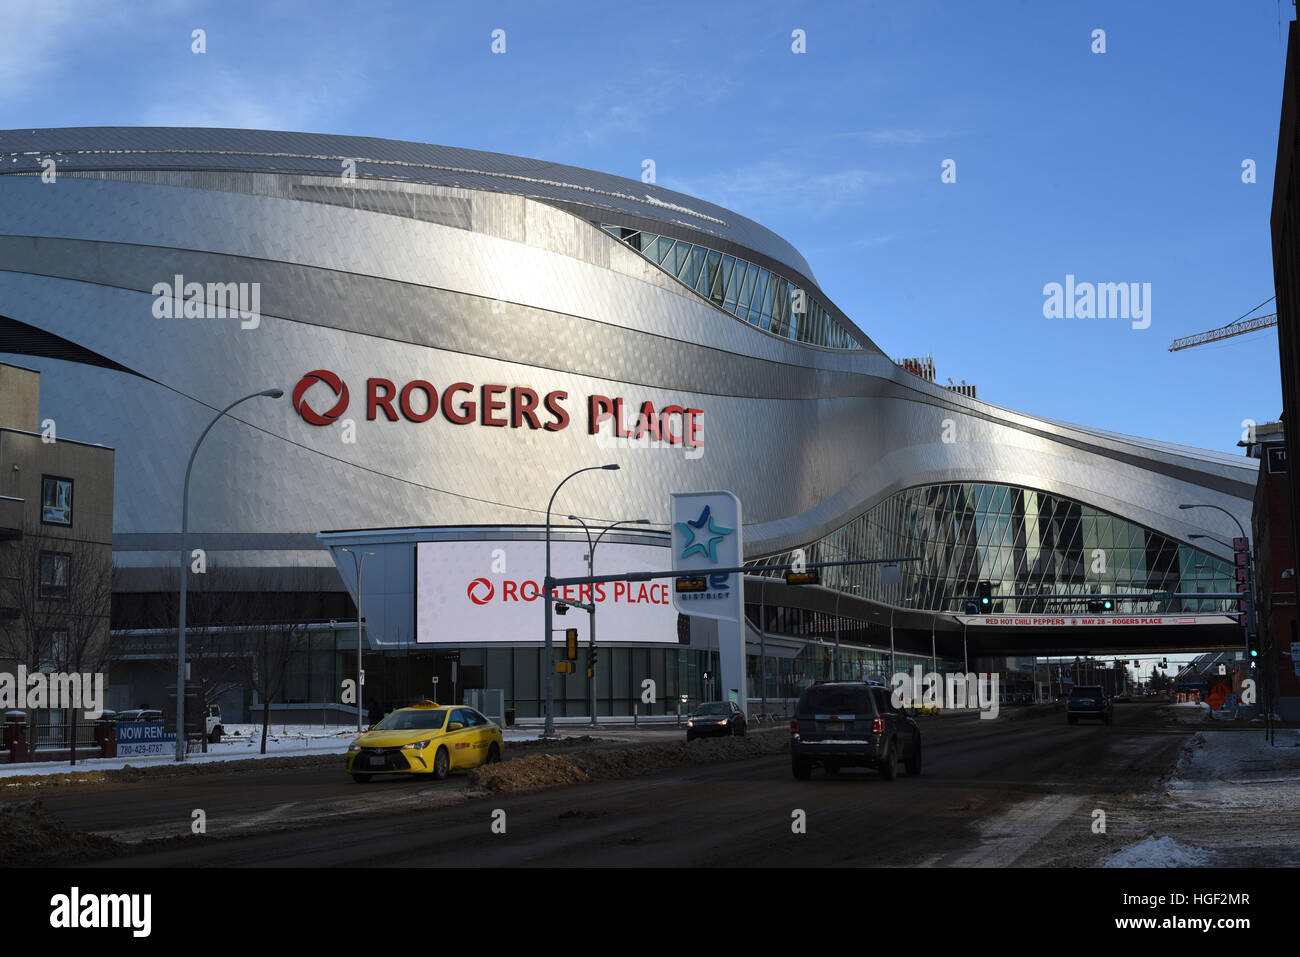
754,482 -> 1236,616
599,224 -> 862,350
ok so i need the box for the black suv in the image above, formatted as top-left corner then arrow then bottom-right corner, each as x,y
790,681 -> 921,780
1066,685 -> 1113,725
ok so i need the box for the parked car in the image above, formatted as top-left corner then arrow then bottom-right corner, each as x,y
686,701 -> 747,740
116,709 -> 163,722
1066,685 -> 1113,725
790,680 -> 921,780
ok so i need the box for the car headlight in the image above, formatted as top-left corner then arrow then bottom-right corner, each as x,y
686,720 -> 694,727
717,720 -> 728,725
402,739 -> 431,750
348,741 -> 362,751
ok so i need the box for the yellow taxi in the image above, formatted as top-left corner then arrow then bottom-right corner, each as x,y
346,700 -> 503,783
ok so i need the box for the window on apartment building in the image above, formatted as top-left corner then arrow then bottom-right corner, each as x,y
41,475 -> 73,526
39,551 -> 70,600
38,628 -> 68,672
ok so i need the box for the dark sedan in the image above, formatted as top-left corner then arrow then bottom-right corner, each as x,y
685,701 -> 747,741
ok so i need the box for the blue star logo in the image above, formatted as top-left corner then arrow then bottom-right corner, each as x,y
675,505 -> 734,563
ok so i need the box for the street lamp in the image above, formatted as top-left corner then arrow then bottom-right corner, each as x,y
544,465 -> 619,737
833,583 -> 862,682
569,515 -> 650,727
1180,503 -> 1254,659
340,546 -> 376,732
176,388 -> 282,761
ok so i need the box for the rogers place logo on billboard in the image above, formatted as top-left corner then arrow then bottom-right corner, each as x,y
416,540 -> 678,646
461,578 -> 670,606
292,371 -> 703,446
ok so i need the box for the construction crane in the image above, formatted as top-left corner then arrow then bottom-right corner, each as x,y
1168,297 -> 1277,352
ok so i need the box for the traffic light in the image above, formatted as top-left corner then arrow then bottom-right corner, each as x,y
977,581 -> 993,611
1246,633 -> 1259,661
1087,598 -> 1114,613
675,575 -> 707,593
555,601 -> 568,616
586,646 -> 598,678
785,568 -> 820,585
565,628 -> 578,661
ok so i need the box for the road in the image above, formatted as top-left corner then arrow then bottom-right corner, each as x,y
7,702 -> 1202,867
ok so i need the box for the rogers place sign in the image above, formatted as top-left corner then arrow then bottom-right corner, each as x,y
294,370 -> 704,446
415,540 -> 679,645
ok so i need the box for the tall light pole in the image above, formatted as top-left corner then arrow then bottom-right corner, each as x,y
832,583 -> 861,682
340,546 -> 375,731
1180,503 -> 1254,660
544,465 -> 619,737
176,388 -> 282,762
568,515 -> 649,727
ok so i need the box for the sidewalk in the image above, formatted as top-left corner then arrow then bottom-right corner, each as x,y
1105,729 -> 1300,866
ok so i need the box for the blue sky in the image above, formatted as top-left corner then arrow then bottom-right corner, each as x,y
0,0 -> 1290,455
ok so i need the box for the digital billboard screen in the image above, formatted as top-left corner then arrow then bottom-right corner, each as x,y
415,539 -> 678,644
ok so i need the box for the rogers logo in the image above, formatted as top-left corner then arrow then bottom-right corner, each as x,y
293,370 -> 349,425
467,578 -> 495,604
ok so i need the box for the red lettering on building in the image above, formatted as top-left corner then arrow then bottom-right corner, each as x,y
511,387 -> 541,429
481,384 -> 508,427
398,380 -> 437,423
544,391 -> 569,431
367,378 -> 399,421
442,382 -> 476,424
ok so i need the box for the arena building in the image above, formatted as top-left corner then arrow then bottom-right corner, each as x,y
0,127 -> 1257,719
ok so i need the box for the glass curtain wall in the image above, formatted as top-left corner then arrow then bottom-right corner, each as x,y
754,482 -> 1236,616
600,224 -> 861,350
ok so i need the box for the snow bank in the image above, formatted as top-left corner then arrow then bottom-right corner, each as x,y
1105,836 -> 1215,868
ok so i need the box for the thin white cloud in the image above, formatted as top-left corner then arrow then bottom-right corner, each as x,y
840,128 -> 949,147
138,65 -> 361,132
569,67 -> 735,145
0,0 -> 132,103
664,158 -> 905,217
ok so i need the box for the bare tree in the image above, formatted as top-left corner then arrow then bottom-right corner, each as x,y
246,577 -> 309,754
0,520 -> 113,764
149,563 -> 253,753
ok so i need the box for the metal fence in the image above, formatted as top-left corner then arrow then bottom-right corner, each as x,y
31,722 -> 99,750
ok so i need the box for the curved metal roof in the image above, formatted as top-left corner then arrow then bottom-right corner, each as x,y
0,126 -> 817,282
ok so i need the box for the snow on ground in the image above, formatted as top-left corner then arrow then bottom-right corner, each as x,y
0,723 -> 591,780
1106,835 -> 1215,867
0,724 -> 352,780
1104,729 -> 1300,866
1167,729 -> 1300,811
